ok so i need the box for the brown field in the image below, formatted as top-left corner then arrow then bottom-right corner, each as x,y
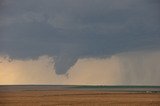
0,90 -> 160,106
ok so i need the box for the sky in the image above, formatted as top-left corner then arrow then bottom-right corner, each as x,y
0,0 -> 160,85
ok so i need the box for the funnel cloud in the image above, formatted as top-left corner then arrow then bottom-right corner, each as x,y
0,51 -> 160,85
0,0 -> 160,84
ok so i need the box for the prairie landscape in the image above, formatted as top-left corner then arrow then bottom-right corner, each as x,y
1,0 -> 160,105
0,86 -> 160,106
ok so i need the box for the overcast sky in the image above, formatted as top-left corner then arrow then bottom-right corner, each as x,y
0,0 -> 160,85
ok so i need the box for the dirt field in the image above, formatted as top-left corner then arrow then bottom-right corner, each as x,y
0,90 -> 160,106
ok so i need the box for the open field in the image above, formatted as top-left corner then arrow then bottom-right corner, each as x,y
0,90 -> 160,106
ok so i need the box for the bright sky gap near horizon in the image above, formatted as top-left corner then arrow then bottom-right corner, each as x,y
0,0 -> 160,85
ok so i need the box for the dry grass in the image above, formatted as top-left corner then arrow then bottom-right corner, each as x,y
0,90 -> 160,106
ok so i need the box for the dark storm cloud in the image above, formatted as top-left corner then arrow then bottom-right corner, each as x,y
0,0 -> 160,74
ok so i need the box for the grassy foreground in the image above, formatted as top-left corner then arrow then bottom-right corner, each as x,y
0,90 -> 160,106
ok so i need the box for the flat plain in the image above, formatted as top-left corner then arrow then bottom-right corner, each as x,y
0,90 -> 160,106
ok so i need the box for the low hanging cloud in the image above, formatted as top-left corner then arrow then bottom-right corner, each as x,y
0,0 -> 160,74
0,51 -> 160,85
0,0 -> 160,85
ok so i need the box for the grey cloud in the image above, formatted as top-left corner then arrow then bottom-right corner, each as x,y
0,0 -> 160,74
